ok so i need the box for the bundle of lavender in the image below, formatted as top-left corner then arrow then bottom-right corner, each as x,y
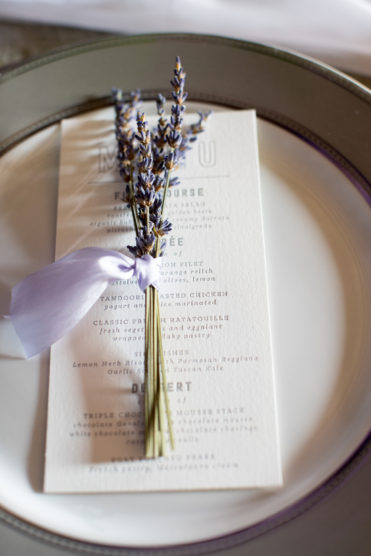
112,57 -> 210,458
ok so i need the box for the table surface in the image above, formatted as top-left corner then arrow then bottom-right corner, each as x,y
0,20 -> 370,556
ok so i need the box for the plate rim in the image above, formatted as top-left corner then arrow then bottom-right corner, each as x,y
1,32 -> 371,101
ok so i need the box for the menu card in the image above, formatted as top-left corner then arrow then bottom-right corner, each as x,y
44,109 -> 282,492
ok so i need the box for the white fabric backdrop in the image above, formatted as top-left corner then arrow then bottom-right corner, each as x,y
0,0 -> 371,75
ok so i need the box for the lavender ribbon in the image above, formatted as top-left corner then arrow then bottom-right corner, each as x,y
9,248 -> 161,358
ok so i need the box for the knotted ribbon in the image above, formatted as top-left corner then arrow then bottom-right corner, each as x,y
9,247 -> 161,358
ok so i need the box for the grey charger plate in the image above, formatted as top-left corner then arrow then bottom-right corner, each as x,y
0,34 -> 370,555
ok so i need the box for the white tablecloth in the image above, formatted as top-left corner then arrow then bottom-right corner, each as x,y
0,0 -> 371,75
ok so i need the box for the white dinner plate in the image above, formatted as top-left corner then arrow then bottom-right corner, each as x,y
0,35 -> 370,554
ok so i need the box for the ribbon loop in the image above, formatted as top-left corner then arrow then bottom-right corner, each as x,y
134,254 -> 162,291
9,248 -> 161,358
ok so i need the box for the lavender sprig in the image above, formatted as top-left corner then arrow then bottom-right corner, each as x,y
113,89 -> 142,234
112,57 -> 210,458
113,89 -> 141,186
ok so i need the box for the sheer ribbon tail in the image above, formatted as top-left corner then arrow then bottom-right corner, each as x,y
9,248 -> 137,358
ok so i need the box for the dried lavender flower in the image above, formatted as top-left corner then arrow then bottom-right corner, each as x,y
112,57 -> 210,458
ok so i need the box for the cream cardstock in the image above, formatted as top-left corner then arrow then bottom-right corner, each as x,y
44,109 -> 282,492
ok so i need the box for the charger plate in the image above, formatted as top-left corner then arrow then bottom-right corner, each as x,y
0,34 -> 370,554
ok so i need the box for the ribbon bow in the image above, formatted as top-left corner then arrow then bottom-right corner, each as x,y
9,248 -> 161,358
